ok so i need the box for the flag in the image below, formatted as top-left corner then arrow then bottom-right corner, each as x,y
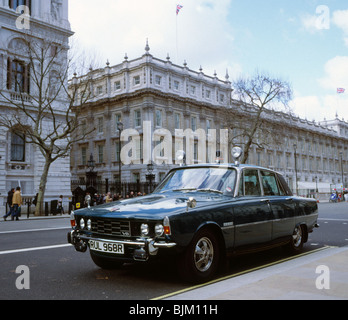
337,88 -> 345,94
176,4 -> 183,15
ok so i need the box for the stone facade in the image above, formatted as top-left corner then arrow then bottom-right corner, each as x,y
70,43 -> 348,197
0,0 -> 73,214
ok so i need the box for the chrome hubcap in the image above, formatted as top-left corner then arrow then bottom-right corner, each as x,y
194,237 -> 214,272
292,226 -> 302,248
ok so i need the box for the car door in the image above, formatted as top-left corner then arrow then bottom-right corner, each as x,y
233,169 -> 273,248
260,170 -> 296,241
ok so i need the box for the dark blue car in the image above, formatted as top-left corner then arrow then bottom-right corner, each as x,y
68,163 -> 319,282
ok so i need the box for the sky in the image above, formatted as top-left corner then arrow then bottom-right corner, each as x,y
69,0 -> 348,123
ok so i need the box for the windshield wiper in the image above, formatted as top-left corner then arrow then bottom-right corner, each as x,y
197,188 -> 223,194
172,188 -> 197,192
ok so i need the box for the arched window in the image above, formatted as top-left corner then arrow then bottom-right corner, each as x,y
11,132 -> 26,162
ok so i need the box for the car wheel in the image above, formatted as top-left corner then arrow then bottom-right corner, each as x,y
90,251 -> 124,269
288,225 -> 305,253
178,229 -> 220,283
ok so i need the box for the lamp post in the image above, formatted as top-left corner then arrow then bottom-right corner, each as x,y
340,152 -> 344,193
293,143 -> 298,195
146,162 -> 155,193
86,153 -> 96,187
117,121 -> 124,196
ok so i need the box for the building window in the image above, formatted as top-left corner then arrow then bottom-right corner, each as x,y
206,89 -> 211,99
155,109 -> 162,127
81,147 -> 87,165
11,132 -> 25,162
114,113 -> 122,132
134,110 -> 141,127
174,113 -> 180,129
7,59 -> 30,93
114,81 -> 121,91
9,0 -> 31,11
191,116 -> 197,131
155,75 -> 162,86
96,86 -> 103,95
98,145 -> 104,163
190,85 -> 196,96
133,76 -> 140,86
174,80 -> 180,91
97,117 -> 103,134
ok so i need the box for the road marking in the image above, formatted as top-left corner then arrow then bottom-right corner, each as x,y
152,246 -> 333,301
318,218 -> 348,222
0,227 -> 70,235
0,244 -> 71,255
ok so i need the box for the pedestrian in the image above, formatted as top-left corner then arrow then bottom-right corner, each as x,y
84,192 -> 91,207
105,192 -> 112,203
12,187 -> 22,221
3,188 -> 15,221
57,195 -> 64,214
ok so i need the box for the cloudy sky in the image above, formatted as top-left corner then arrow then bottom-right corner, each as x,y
69,0 -> 348,123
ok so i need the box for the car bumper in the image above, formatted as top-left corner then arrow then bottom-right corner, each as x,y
67,230 -> 177,261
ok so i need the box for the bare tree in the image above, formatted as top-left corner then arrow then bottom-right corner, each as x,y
0,33 -> 94,216
228,71 -> 293,163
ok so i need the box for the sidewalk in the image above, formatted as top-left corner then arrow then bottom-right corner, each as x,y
164,246 -> 348,300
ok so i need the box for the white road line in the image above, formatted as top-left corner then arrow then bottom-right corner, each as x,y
0,227 -> 70,235
0,244 -> 72,255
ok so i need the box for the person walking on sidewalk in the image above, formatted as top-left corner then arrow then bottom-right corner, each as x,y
12,187 -> 22,221
3,188 -> 15,221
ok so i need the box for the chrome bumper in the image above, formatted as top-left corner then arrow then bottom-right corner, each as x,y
68,230 -> 177,260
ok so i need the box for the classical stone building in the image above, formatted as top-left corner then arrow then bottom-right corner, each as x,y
70,43 -> 348,197
0,0 -> 73,214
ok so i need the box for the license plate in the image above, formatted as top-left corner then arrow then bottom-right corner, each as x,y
89,240 -> 124,255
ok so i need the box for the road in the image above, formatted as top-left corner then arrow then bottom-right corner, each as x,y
0,202 -> 347,300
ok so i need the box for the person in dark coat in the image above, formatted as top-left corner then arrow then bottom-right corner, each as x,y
3,188 -> 15,221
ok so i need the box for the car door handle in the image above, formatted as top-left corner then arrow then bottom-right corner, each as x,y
260,199 -> 270,203
285,198 -> 293,201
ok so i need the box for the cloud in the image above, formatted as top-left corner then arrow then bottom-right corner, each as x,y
332,10 -> 348,46
318,56 -> 348,91
69,0 -> 236,78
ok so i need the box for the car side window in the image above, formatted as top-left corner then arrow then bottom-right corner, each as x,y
243,169 -> 262,196
276,173 -> 293,196
260,171 -> 280,196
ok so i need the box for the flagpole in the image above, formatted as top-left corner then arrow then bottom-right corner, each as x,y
176,11 -> 179,64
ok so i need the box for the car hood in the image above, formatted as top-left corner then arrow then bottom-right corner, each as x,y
74,192 -> 230,220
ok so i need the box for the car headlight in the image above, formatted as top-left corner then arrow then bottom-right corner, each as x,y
155,224 -> 164,237
140,224 -> 149,236
79,218 -> 85,229
87,219 -> 92,231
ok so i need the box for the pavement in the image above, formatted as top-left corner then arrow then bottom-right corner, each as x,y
161,246 -> 348,300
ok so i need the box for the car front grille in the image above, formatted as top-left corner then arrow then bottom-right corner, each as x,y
91,219 -> 131,237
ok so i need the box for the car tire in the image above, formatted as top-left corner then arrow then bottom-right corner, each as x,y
90,251 -> 124,269
178,228 -> 220,283
288,225 -> 305,253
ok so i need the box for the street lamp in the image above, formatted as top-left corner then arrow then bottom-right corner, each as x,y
117,121 -> 124,196
146,162 -> 156,193
86,153 -> 97,196
293,143 -> 298,195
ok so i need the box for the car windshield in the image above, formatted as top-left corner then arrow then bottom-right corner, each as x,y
155,167 -> 237,196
